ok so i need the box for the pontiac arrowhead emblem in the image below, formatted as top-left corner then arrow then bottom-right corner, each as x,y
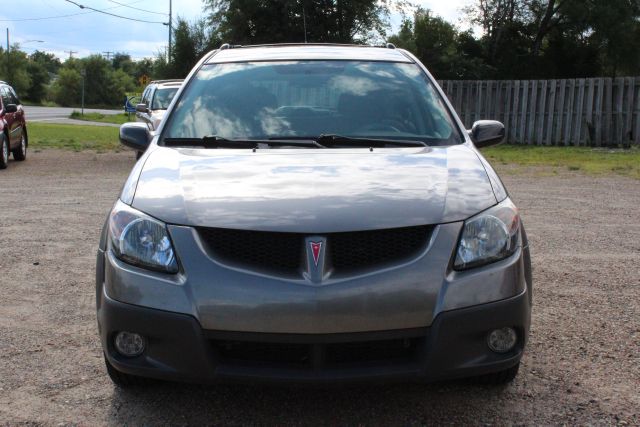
310,241 -> 323,266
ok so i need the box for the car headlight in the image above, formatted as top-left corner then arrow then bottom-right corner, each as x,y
454,198 -> 520,270
108,200 -> 179,273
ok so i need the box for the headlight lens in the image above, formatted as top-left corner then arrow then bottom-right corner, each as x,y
454,198 -> 520,270
108,200 -> 179,273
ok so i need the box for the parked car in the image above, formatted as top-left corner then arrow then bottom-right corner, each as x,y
0,81 -> 28,169
98,44 -> 532,387
136,79 -> 183,131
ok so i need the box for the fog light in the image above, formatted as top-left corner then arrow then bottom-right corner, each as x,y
114,331 -> 145,357
487,327 -> 517,353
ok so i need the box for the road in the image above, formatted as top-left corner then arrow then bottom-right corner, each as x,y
25,106 -> 124,127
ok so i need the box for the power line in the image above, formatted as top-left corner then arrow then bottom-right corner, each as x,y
0,0 -> 148,22
106,0 -> 168,16
62,0 -> 168,24
0,11 -> 93,22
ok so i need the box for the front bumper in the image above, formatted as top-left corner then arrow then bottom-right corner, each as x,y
98,286 -> 530,384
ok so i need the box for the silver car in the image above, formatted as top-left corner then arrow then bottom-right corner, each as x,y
97,44 -> 532,386
136,79 -> 183,131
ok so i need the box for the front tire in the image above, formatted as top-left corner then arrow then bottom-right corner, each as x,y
0,134 -> 8,169
104,355 -> 148,387
12,131 -> 27,161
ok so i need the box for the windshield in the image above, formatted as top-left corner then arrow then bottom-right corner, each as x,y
151,86 -> 180,110
162,61 -> 462,145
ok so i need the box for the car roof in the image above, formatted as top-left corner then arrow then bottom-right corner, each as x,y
148,79 -> 183,88
205,44 -> 413,64
155,82 -> 183,88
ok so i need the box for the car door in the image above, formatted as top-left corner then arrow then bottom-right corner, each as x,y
7,86 -> 24,146
0,86 -> 18,148
136,86 -> 154,130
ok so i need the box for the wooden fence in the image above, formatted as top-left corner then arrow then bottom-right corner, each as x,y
437,77 -> 640,146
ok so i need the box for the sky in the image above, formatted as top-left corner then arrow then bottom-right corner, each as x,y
0,0 -> 473,61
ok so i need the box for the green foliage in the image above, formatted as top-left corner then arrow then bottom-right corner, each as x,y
49,55 -> 136,107
456,0 -> 640,78
171,18 -> 219,78
29,50 -> 61,74
483,145 -> 640,179
0,46 -> 31,96
389,10 -> 493,79
206,0 -> 389,44
25,61 -> 49,102
51,68 -> 81,107
28,122 -> 121,152
69,111 -> 133,124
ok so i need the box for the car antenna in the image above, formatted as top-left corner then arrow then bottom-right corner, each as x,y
302,5 -> 308,43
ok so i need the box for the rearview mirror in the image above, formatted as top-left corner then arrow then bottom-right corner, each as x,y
120,122 -> 151,151
4,104 -> 18,113
469,120 -> 505,148
136,103 -> 149,113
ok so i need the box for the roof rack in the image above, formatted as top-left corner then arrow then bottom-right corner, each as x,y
218,42 -> 393,50
149,79 -> 184,85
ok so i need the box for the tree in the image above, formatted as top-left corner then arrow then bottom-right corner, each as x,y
170,18 -> 220,77
29,50 -> 61,75
463,0 -> 640,78
51,68 -> 81,107
389,10 -> 493,79
24,50 -> 61,102
0,46 -> 31,97
205,0 -> 390,44
26,61 -> 48,102
112,52 -> 135,75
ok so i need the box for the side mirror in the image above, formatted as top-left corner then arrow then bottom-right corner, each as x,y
469,120 -> 505,148
4,104 -> 18,113
120,122 -> 151,151
136,103 -> 149,113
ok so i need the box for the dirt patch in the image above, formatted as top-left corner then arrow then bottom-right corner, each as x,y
0,150 -> 638,425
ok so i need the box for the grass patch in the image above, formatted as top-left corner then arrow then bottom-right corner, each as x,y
69,111 -> 133,125
483,145 -> 640,179
28,122 -> 121,152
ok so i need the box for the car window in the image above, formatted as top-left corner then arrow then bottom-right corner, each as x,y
163,61 -> 462,146
141,87 -> 152,105
7,86 -> 20,104
151,87 -> 179,110
0,87 -> 12,108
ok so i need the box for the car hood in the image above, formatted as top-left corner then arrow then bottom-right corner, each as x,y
131,144 -> 497,232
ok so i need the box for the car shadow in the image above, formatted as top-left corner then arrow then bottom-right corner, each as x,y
106,378 -> 516,425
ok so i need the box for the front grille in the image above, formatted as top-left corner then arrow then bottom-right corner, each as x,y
215,341 -> 310,367
212,337 -> 423,369
198,225 -> 431,276
329,226 -> 430,271
198,227 -> 303,273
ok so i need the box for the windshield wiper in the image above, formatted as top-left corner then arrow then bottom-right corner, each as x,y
315,134 -> 428,148
164,136 -> 323,149
164,136 -> 257,149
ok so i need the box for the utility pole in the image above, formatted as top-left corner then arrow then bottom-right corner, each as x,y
6,28 -> 8,51
65,50 -> 77,60
103,51 -> 113,60
80,69 -> 86,116
168,0 -> 172,62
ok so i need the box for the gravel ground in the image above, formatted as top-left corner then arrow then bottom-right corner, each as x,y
0,150 -> 638,425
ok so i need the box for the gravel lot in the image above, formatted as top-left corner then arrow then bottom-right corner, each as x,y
1,150 -> 638,425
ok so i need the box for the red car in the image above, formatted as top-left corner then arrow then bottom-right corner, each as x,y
0,81 -> 28,169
